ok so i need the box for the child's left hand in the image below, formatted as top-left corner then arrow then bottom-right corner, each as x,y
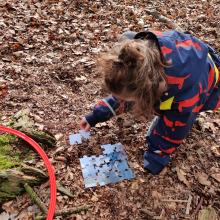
80,118 -> 91,131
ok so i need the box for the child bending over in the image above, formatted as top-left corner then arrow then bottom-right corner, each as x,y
80,30 -> 220,174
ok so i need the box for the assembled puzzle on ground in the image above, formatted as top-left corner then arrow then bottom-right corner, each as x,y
69,131 -> 135,188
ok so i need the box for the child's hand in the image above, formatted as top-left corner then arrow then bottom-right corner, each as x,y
80,118 -> 91,131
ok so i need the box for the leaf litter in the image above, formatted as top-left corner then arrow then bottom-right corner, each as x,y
0,0 -> 220,219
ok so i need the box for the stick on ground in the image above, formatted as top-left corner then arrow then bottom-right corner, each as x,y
24,183 -> 47,214
35,205 -> 92,220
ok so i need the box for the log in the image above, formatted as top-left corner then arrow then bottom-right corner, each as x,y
0,169 -> 41,204
0,109 -> 56,205
11,108 -> 56,148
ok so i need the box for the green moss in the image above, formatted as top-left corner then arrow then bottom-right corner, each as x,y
0,181 -> 21,194
0,135 -> 21,170
0,191 -> 16,204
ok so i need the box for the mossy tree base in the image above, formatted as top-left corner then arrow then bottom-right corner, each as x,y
0,108 -> 56,205
0,165 -> 47,204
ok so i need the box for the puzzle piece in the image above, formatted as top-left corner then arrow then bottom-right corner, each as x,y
80,143 -> 135,188
114,143 -> 124,152
79,130 -> 90,140
124,168 -> 135,179
101,142 -> 124,155
115,159 -> 129,171
101,144 -> 115,155
80,155 -> 96,168
69,133 -> 82,145
69,130 -> 90,145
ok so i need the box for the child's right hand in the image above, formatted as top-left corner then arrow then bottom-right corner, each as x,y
80,118 -> 91,131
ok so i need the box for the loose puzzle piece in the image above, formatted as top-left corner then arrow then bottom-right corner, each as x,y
69,130 -> 90,145
80,143 -> 135,188
79,130 -> 90,140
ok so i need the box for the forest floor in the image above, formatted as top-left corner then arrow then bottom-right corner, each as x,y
0,0 -> 220,219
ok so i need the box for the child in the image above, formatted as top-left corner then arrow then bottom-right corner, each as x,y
80,30 -> 220,174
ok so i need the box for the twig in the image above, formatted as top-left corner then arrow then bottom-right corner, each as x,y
35,205 -> 92,220
24,183 -> 47,214
56,205 -> 91,216
162,199 -> 188,203
153,209 -> 165,220
35,216 -> 45,220
56,181 -> 74,198
108,0 -> 184,32
140,208 -> 155,217
185,195 -> 193,215
145,9 -> 184,32
193,197 -> 204,216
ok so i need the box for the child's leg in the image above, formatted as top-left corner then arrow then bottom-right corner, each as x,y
146,116 -> 159,137
144,116 -> 170,174
201,84 -> 220,111
203,45 -> 220,111
144,111 -> 198,174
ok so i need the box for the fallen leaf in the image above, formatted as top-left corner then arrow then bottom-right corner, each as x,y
210,145 -> 220,157
74,76 -> 87,82
151,191 -> 162,200
55,156 -> 67,162
201,122 -> 218,133
91,194 -> 99,202
0,212 -> 17,220
198,206 -> 218,220
176,167 -> 190,187
197,172 -> 211,186
211,173 -> 220,183
55,133 -> 64,141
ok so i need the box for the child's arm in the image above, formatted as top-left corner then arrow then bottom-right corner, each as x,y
84,95 -> 133,127
144,110 -> 198,174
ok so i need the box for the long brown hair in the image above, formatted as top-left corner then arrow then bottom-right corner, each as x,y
97,39 -> 167,119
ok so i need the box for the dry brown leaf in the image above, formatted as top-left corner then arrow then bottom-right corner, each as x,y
211,173 -> 220,183
91,194 -> 99,202
197,172 -> 211,186
54,133 -> 64,141
55,156 -> 67,162
151,191 -> 162,200
176,167 -> 190,187
205,122 -> 217,132
211,145 -> 220,157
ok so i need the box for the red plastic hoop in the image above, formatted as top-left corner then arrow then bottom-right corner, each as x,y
0,125 -> 56,220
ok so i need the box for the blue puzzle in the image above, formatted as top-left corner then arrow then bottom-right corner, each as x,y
80,143 -> 135,188
69,130 -> 90,145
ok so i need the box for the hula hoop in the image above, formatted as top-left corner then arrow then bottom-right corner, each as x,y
0,125 -> 56,220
